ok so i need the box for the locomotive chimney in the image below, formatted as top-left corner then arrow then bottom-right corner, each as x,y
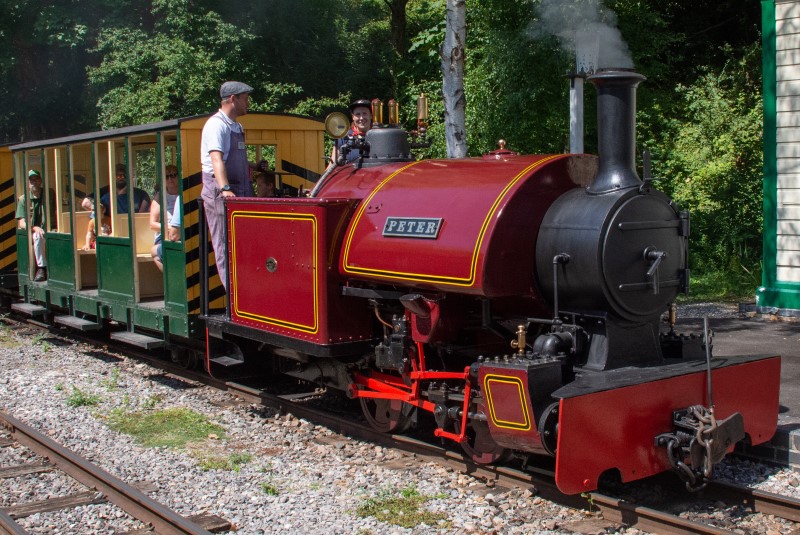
587,69 -> 646,194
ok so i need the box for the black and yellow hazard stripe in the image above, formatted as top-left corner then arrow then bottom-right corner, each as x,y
0,176 -> 17,273
182,171 -> 226,316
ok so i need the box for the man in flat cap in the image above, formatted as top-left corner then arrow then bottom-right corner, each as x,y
200,80 -> 255,291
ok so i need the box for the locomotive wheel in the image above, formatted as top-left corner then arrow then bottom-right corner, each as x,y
170,348 -> 199,370
359,398 -> 416,433
454,417 -> 512,465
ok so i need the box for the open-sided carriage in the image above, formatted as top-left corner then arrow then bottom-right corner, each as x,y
10,113 -> 325,354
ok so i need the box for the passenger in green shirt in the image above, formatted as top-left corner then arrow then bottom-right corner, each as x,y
16,169 -> 56,281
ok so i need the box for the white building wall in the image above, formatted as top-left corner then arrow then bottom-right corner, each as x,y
775,1 -> 800,282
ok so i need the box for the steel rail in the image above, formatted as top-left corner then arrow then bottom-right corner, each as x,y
7,315 -> 800,534
587,492 -> 732,535
703,479 -> 800,522
0,411 -> 212,535
0,507 -> 28,535
213,379 -> 800,534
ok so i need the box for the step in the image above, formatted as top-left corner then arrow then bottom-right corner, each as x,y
209,356 -> 244,367
54,315 -> 101,331
10,303 -> 47,317
111,331 -> 164,349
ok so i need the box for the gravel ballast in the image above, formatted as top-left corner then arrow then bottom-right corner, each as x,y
0,310 -> 796,534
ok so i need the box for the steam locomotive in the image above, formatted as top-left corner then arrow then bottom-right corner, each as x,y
206,70 -> 781,494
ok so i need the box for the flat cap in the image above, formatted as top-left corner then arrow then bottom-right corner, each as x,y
220,81 -> 253,98
28,169 -> 40,178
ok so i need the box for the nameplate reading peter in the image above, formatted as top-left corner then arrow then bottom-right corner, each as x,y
383,217 -> 443,239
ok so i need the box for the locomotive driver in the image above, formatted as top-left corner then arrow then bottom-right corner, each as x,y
330,99 -> 372,164
200,80 -> 263,291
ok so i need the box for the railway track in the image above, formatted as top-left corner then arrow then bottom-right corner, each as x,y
588,480 -> 800,535
130,353 -> 800,535
4,313 -> 800,534
0,410 -> 230,535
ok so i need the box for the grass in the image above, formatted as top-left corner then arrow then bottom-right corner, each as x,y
197,452 -> 253,473
356,486 -> 450,529
260,481 -> 280,496
143,393 -> 163,409
678,262 -> 762,304
103,368 -> 120,391
0,327 -> 21,349
66,385 -> 102,407
32,333 -> 51,353
106,407 -> 225,448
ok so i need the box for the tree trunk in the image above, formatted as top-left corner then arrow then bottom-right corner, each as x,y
384,0 -> 409,97
384,0 -> 408,58
441,0 -> 467,158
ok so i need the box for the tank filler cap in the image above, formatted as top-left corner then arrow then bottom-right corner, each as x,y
483,139 -> 519,160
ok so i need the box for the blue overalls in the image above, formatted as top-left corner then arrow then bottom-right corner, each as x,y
201,122 -> 253,291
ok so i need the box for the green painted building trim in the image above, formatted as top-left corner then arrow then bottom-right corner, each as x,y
758,0 -> 800,312
761,0 -> 778,288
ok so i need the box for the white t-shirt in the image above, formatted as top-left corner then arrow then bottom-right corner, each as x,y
169,196 -> 181,228
200,110 -> 244,174
164,192 -> 178,222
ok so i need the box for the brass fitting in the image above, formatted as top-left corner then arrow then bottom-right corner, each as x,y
510,324 -> 526,355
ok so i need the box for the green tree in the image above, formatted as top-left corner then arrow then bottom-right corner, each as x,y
88,0 -> 255,127
651,45 -> 764,273
0,0 -> 148,141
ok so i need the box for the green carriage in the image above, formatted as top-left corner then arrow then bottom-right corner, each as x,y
11,113 -> 325,354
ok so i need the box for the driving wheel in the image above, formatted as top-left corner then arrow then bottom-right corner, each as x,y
359,397 -> 416,433
454,416 -> 511,464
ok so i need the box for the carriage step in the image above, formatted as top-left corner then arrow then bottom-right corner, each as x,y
111,331 -> 164,349
11,303 -> 47,317
210,356 -> 244,367
54,315 -> 101,331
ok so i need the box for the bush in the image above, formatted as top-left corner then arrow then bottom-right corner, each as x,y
647,44 -> 763,277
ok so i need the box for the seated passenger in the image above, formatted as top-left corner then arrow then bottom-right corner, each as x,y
150,165 -> 180,272
252,170 -> 276,197
81,185 -> 110,212
81,182 -> 111,249
101,163 -> 151,214
151,195 -> 181,272
16,170 -> 56,281
83,211 -> 112,250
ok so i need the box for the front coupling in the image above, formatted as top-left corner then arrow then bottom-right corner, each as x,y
655,405 -> 745,491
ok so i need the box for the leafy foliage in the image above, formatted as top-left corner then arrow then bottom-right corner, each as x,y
648,45 -> 764,273
88,0 -> 254,127
0,0 -> 770,296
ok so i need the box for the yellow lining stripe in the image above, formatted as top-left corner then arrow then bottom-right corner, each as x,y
229,211 -> 319,334
342,155 -> 562,286
483,374 -> 532,431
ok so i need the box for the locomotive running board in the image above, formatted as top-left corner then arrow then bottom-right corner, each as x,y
550,354 -> 781,494
209,356 -> 244,367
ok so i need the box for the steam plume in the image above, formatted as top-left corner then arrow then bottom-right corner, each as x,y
531,0 -> 633,71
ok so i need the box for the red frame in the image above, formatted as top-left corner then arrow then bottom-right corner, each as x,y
350,341 -> 473,443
